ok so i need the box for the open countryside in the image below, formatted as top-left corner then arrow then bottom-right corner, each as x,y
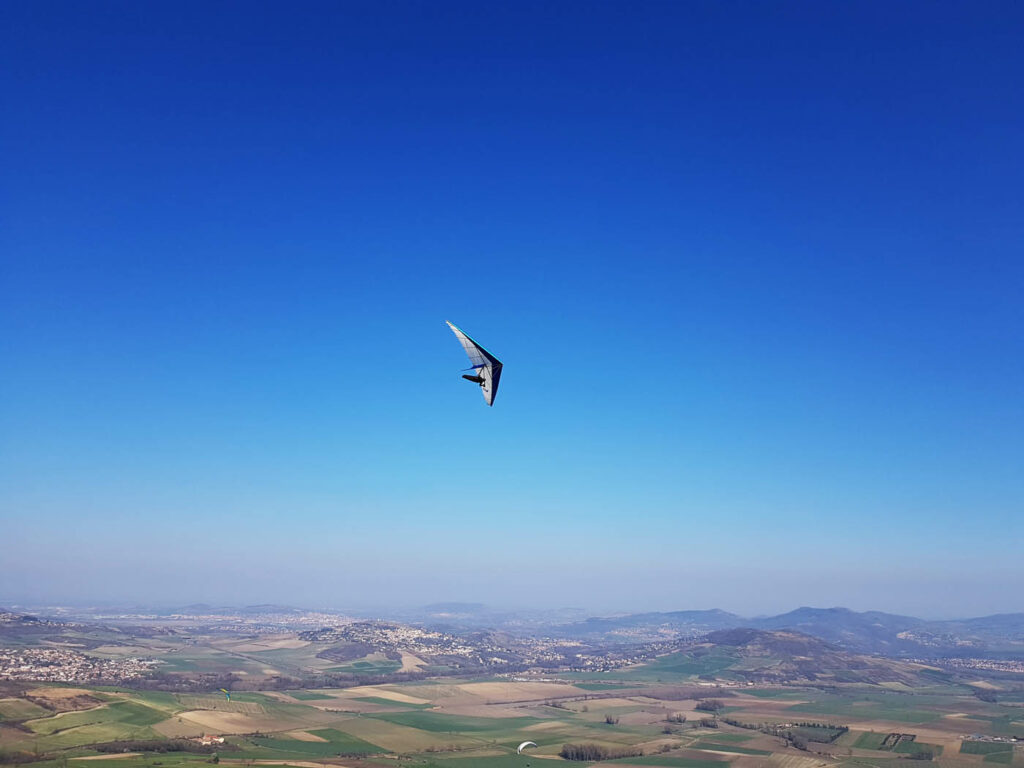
4,3 -> 1023,768
2,607 -> 1023,768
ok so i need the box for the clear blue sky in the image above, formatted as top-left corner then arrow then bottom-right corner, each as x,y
2,1 -> 1021,617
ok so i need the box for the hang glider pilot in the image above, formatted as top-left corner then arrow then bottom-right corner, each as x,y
462,365 -> 486,384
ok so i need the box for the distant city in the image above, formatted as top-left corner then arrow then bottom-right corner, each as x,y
3,603 -> 1023,688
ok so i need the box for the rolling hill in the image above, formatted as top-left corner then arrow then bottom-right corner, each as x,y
616,628 -> 939,685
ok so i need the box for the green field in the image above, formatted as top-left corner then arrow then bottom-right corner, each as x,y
961,741 -> 1015,756
965,715 -> 1024,736
606,757 -> 728,768
854,732 -> 890,750
127,691 -> 182,713
575,683 -> 635,691
893,740 -> 942,756
839,757 -> 905,768
892,741 -> 937,757
232,727 -> 387,758
284,689 -> 335,700
790,725 -> 846,743
850,731 -> 942,755
604,650 -> 741,681
174,694 -> 264,713
742,689 -> 808,699
5,654 -> 1024,768
328,659 -> 403,674
366,710 -> 543,733
787,697 -> 939,723
426,756 -> 565,768
983,751 -> 1015,764
355,695 -> 432,708
28,701 -> 166,736
21,756 -> 211,768
0,698 -> 50,721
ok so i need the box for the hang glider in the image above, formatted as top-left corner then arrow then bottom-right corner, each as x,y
446,321 -> 503,406
517,742 -> 538,755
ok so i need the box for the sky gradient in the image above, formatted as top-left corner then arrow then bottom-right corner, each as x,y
2,1 -> 1022,618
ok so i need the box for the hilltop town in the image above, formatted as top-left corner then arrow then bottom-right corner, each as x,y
0,647 -> 157,683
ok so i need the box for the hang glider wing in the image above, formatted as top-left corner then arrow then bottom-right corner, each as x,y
446,321 -> 503,406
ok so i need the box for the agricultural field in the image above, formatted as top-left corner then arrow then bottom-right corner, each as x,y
2,676 -> 1024,768
786,697 -> 941,724
583,650 -> 744,683
328,658 -> 404,675
286,690 -> 336,700
0,697 -> 50,720
356,695 -> 433,708
854,732 -> 890,750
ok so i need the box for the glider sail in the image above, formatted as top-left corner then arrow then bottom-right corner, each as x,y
517,742 -> 538,755
446,321 -> 503,406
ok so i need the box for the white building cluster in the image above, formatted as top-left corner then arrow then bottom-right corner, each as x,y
0,647 -> 157,682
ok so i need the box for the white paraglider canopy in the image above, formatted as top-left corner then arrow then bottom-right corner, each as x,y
446,321 -> 503,406
517,741 -> 538,754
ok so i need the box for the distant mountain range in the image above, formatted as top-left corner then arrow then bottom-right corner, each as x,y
546,606 -> 1024,658
357,603 -> 1024,659
387,603 -> 1024,658
6,602 -> 1024,661
686,627 -> 933,685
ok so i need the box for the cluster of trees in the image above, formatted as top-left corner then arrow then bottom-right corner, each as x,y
783,728 -> 848,752
0,727 -> 230,765
93,740 -> 219,754
264,670 -> 429,688
0,749 -> 36,765
719,717 -> 848,746
695,699 -> 725,712
665,712 -> 688,724
134,672 -> 239,693
783,723 -> 849,745
422,744 -> 468,753
641,687 -> 735,701
314,642 -> 377,663
559,743 -> 643,761
790,734 -> 809,751
604,714 -> 620,725
803,724 -> 848,743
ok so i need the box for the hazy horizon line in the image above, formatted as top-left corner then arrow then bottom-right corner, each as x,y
4,598 -> 1021,623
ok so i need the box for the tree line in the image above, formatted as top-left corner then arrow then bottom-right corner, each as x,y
560,743 -> 643,761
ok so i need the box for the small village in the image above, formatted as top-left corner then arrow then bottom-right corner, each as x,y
933,657 -> 1024,674
299,620 -> 655,672
0,647 -> 157,683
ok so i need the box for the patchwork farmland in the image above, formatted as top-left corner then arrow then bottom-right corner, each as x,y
1,676 -> 1022,768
